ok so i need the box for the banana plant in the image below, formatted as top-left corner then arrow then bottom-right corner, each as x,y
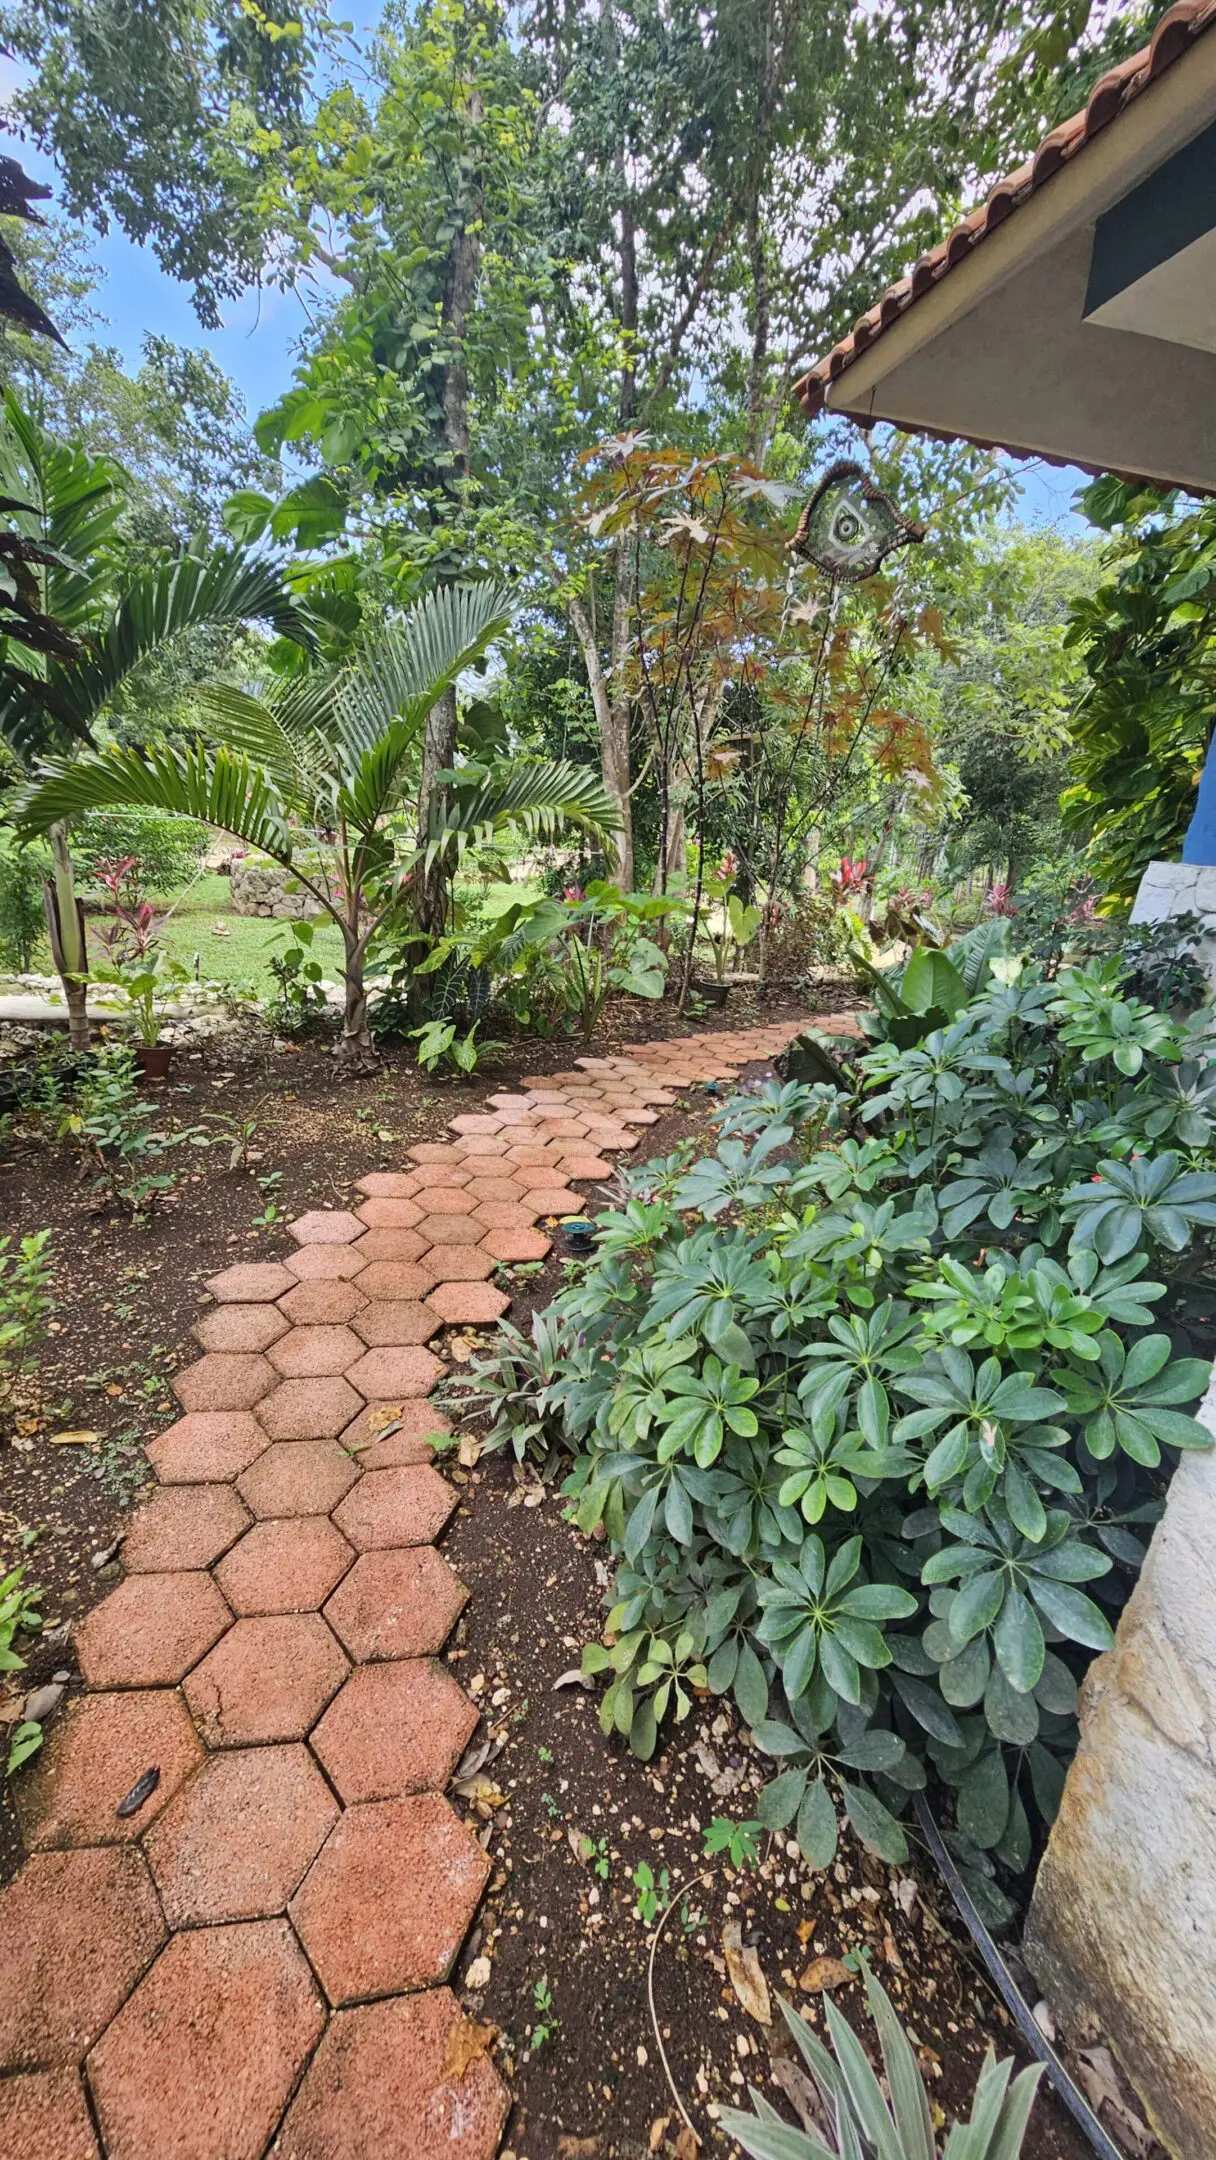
0,391 -> 311,1045
13,583 -> 619,1067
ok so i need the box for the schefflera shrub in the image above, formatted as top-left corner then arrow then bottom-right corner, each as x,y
467,951 -> 1216,1921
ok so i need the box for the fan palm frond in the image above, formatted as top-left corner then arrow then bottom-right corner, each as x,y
11,739 -> 297,866
48,551 -> 316,743
424,757 -> 619,875
334,581 -> 513,762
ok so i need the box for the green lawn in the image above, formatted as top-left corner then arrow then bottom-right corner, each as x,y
151,875 -> 346,995
21,867 -> 553,1000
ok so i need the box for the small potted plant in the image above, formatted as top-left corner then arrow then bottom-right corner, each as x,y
699,874 -> 762,1004
89,952 -> 190,1077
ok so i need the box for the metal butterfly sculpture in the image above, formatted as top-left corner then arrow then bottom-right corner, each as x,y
789,461 -> 924,583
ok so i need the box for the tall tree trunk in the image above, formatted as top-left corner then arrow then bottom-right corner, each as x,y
412,81 -> 484,961
569,588 -> 632,889
44,822 -> 90,1051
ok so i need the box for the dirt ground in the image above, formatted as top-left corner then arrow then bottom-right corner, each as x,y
0,985 -> 1154,2160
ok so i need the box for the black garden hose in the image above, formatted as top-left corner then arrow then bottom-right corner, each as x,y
912,1793 -> 1128,2160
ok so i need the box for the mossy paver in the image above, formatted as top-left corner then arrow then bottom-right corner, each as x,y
1,1019 -> 822,2155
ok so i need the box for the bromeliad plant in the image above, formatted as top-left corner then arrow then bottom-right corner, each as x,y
723,1972 -> 1040,2160
462,947 -> 1216,1918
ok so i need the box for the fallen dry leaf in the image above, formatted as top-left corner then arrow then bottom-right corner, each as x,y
648,2117 -> 671,2154
799,1956 -> 851,1993
48,1429 -> 99,1448
366,1403 -> 405,1435
552,1668 -> 594,1691
453,1772 -> 506,1810
1076,2047 -> 1156,2159
674,2127 -> 700,2158
723,1920 -> 771,2025
458,1437 -> 482,1468
556,2140 -> 601,2158
443,2017 -> 497,2079
770,2056 -> 831,2141
464,1955 -> 492,1991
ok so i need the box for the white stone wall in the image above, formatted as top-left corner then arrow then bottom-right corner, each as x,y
229,859 -> 330,921
1025,1375 -> 1216,2158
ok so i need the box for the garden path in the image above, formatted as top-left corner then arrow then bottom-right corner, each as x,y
0,1014 -> 859,2160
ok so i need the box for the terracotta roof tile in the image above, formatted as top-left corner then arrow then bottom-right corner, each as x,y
795,0 -> 1216,418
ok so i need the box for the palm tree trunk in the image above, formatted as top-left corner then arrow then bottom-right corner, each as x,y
44,822 -> 90,1050
337,924 -> 377,1073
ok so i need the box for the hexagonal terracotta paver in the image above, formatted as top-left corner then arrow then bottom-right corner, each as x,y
350,1300 -> 441,1348
400,1163 -> 471,1190
415,1212 -> 485,1246
289,1793 -> 490,2004
289,1209 -> 364,1245
87,1919 -> 324,2160
121,1482 -> 250,1572
14,1689 -> 203,1852
558,1152 -> 614,1177
173,1353 -> 275,1414
0,2070 -> 100,2159
332,1465 -> 457,1551
183,1615 -> 348,1747
75,1573 -> 232,1690
420,1245 -> 495,1283
284,1241 -> 367,1282
236,1440 -> 359,1520
215,1517 -> 354,1616
277,1279 -> 367,1326
324,1548 -> 469,1662
504,1142 -> 563,1167
339,1402 -> 452,1470
408,1142 -> 469,1165
356,1171 -> 423,1196
0,1848 -> 165,2070
310,1659 -> 478,1804
517,1185 -> 580,1217
456,1134 -> 510,1157
409,1183 -> 480,1216
479,1227 -> 551,1263
474,1201 -> 543,1231
425,1282 -> 511,1327
344,1346 -> 444,1400
146,1745 -> 339,1926
193,1303 -> 289,1354
513,1166 -> 571,1192
350,1229 -> 430,1265
266,1324 -> 362,1379
356,1197 -> 424,1230
205,1261 -> 296,1304
276,1988 -> 509,2160
353,1259 -> 434,1300
448,1114 -> 502,1135
146,1412 -> 267,1485
462,1174 -> 524,1205
256,1375 -> 363,1441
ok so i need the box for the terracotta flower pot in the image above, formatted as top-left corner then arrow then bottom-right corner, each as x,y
135,1042 -> 173,1081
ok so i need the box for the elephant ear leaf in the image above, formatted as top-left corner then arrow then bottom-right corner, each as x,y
902,945 -> 967,1018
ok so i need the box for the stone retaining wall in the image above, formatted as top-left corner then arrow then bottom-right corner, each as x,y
229,860 -> 331,921
1025,1374 -> 1216,2158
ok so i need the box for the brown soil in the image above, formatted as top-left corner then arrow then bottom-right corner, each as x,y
0,985 -> 1147,2160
